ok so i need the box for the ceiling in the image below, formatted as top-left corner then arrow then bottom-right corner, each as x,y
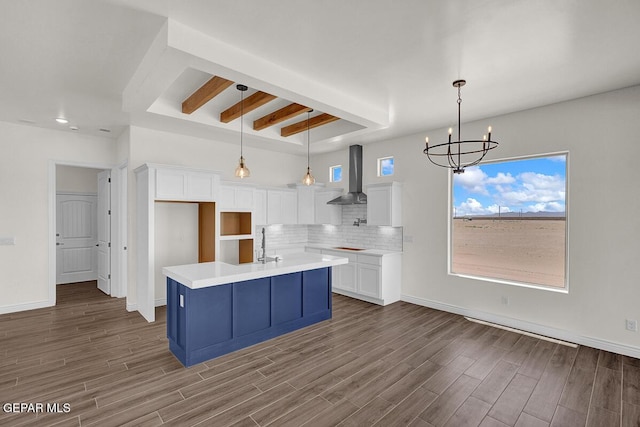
2,0 -> 640,155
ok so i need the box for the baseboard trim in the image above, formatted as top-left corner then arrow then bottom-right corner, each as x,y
126,302 -> 137,312
155,298 -> 166,307
401,294 -> 640,359
332,289 -> 384,306
0,300 -> 53,315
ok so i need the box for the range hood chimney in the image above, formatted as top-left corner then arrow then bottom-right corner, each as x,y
327,145 -> 367,205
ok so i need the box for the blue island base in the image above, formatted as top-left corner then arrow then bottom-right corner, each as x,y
166,267 -> 332,367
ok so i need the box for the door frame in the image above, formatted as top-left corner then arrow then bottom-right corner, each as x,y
48,160 -> 126,305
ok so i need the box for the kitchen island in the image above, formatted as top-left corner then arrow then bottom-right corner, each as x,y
162,252 -> 348,366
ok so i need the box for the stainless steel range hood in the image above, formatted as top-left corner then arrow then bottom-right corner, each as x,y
327,145 -> 367,205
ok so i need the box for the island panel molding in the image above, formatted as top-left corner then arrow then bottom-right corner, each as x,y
166,267 -> 332,366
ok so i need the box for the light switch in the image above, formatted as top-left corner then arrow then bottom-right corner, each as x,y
0,237 -> 16,245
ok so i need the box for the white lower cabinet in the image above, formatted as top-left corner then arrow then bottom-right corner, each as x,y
356,263 -> 380,298
308,247 -> 401,305
332,253 -> 357,292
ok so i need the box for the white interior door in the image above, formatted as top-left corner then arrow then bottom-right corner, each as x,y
97,170 -> 111,295
56,194 -> 97,284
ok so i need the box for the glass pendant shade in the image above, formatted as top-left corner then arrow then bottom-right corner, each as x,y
235,156 -> 250,178
302,167 -> 315,185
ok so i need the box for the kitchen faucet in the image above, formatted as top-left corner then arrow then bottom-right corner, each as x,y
257,228 -> 278,263
258,227 -> 267,263
353,218 -> 367,227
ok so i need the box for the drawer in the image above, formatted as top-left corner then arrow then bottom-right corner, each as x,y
357,254 -> 383,266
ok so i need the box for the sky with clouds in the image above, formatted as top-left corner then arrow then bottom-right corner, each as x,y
453,155 -> 566,216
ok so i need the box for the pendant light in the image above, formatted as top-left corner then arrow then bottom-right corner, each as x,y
302,110 -> 315,185
234,84 -> 250,178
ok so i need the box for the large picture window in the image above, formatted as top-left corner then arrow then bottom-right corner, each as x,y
451,153 -> 568,289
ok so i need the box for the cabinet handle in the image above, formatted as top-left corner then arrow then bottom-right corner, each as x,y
56,243 -> 64,246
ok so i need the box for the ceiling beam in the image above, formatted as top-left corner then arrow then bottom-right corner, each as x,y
253,103 -> 311,131
182,76 -> 233,114
220,91 -> 277,123
281,113 -> 340,137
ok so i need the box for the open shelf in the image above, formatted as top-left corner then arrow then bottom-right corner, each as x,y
221,211 -> 252,236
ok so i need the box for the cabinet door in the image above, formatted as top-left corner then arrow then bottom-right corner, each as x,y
254,189 -> 267,226
366,185 -> 391,226
297,186 -> 315,224
188,173 -> 216,201
220,186 -> 236,210
235,188 -> 254,210
282,191 -> 298,224
337,263 -> 357,292
266,190 -> 283,224
357,264 -> 381,298
315,190 -> 342,225
156,170 -> 187,200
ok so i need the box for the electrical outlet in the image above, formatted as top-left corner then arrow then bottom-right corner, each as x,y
626,319 -> 638,332
0,237 -> 16,245
501,296 -> 509,306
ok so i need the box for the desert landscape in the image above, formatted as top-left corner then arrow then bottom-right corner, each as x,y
452,218 -> 566,287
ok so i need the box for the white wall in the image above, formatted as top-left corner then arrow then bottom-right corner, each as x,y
312,86 -> 640,356
56,165 -> 100,193
125,126 -> 305,308
0,122 -> 115,312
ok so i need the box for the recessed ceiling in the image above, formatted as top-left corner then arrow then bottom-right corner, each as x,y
2,0 -> 640,154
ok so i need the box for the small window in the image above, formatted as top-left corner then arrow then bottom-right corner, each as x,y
378,156 -> 394,176
330,165 -> 342,182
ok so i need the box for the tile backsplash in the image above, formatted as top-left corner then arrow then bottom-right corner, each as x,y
255,205 -> 403,252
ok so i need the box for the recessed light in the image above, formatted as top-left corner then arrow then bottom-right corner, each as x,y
55,118 -> 69,124
18,119 -> 36,124
70,126 -> 79,131
99,128 -> 111,133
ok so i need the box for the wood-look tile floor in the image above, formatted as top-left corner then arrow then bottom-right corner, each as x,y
1,282 -> 639,427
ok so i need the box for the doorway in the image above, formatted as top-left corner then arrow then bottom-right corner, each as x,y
49,161 -> 126,306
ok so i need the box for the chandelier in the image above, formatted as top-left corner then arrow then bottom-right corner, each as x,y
423,79 -> 498,174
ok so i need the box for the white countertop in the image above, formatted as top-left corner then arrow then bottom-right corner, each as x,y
162,252 -> 348,289
305,244 -> 402,256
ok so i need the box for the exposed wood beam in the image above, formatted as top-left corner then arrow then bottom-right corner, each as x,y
281,113 -> 340,137
181,76 -> 233,114
253,103 -> 311,131
220,91 -> 277,123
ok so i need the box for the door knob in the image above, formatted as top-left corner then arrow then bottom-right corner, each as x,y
96,244 -> 99,247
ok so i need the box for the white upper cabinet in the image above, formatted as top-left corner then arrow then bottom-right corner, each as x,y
219,184 -> 254,211
315,189 -> 343,225
267,189 -> 298,224
155,167 -> 220,201
289,184 -> 342,225
295,184 -> 316,224
366,182 -> 402,226
253,189 -> 267,226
